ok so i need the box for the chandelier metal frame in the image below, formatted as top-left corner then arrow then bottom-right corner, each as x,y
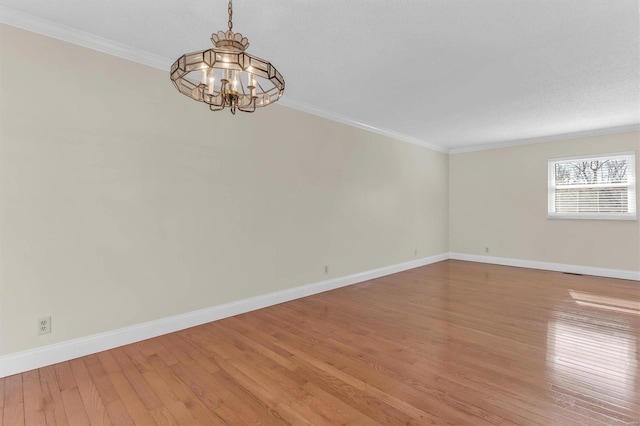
170,0 -> 285,114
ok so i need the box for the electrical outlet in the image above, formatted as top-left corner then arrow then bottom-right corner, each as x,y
38,316 -> 51,335
324,265 -> 329,274
484,247 -> 490,253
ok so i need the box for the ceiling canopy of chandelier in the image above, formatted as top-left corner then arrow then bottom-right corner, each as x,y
170,0 -> 285,114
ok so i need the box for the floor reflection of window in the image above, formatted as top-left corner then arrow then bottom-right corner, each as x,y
546,290 -> 639,422
569,290 -> 640,316
548,320 -> 637,395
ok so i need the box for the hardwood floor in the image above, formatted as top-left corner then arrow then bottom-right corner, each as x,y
2,260 -> 639,425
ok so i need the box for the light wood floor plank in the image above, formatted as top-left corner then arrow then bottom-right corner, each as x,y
38,366 -> 68,426
68,358 -> 111,425
110,347 -> 178,425
22,370 -> 45,426
0,372 -> 4,426
3,375 -> 24,426
58,388 -> 90,426
83,355 -> 134,425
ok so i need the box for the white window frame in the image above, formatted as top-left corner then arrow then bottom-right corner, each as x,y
548,151 -> 637,220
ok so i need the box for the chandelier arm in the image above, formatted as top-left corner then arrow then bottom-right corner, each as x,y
239,98 -> 257,113
239,93 -> 253,108
203,90 -> 217,103
201,86 -> 220,100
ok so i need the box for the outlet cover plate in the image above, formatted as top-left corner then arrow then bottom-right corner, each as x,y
38,316 -> 51,335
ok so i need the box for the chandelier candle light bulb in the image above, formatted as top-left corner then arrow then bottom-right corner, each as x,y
170,0 -> 284,114
208,70 -> 215,95
232,72 -> 238,91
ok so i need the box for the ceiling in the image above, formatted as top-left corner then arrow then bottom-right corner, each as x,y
1,0 -> 638,152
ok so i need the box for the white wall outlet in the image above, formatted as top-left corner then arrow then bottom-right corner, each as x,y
324,265 -> 329,274
38,316 -> 51,335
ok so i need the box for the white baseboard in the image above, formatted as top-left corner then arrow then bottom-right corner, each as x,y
448,252 -> 640,281
0,253 -> 448,378
3,251 -> 636,377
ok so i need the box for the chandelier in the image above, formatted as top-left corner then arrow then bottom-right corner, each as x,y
170,0 -> 285,114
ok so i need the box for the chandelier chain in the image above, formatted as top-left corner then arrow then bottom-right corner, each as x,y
228,0 -> 233,31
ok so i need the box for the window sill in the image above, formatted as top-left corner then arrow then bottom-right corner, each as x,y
547,214 -> 638,221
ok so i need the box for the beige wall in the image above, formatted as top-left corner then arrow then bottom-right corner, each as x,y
2,22 -> 637,359
0,25 -> 449,355
449,131 -> 640,272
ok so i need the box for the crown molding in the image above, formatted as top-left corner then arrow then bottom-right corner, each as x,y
2,6 -> 636,156
0,5 -> 448,154
0,5 -> 172,71
448,124 -> 640,154
276,98 -> 449,153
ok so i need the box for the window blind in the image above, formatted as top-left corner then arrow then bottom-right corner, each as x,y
548,153 -> 636,220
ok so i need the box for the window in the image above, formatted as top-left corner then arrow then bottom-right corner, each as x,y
548,152 -> 636,220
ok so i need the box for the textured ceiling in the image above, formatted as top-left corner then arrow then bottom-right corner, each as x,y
1,0 -> 638,151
